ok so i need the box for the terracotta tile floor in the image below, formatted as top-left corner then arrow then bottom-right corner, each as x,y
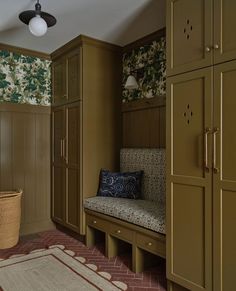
0,229 -> 167,291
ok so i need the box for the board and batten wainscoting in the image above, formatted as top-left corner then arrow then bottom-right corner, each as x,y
122,95 -> 166,148
0,103 -> 54,235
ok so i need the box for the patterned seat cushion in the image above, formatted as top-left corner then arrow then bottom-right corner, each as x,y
120,148 -> 166,203
84,197 -> 165,234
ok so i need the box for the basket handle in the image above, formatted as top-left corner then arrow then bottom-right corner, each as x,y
0,189 -> 23,198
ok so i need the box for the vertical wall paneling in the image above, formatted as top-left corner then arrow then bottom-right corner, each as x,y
0,112 -> 12,190
122,96 -> 166,148
0,104 -> 53,235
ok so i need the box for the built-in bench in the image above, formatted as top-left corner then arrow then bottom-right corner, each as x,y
84,148 -> 166,272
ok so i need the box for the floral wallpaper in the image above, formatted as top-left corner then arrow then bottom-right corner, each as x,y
122,37 -> 166,103
0,50 -> 51,106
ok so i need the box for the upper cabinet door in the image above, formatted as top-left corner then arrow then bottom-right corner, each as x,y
67,49 -> 81,102
167,0 -> 213,76
52,59 -> 66,105
214,0 -> 236,64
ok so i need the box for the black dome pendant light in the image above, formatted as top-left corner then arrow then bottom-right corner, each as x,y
19,0 -> 56,37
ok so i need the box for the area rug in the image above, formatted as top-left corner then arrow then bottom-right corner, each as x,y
0,245 -> 127,291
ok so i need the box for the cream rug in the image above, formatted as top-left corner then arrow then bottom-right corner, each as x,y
0,245 -> 127,291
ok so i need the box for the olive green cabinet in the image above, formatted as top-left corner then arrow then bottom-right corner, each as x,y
51,35 -> 122,235
167,0 -> 236,76
52,103 -> 81,232
167,60 -> 236,291
167,1 -> 236,290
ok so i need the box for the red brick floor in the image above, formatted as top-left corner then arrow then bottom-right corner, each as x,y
0,229 -> 167,291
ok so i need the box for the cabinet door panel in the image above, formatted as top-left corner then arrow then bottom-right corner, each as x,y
52,60 -> 66,105
65,102 -> 80,231
172,78 -> 205,178
167,0 -> 213,76
214,60 -> 236,291
66,103 -> 80,165
214,0 -> 236,64
67,50 -> 80,102
66,168 -> 80,230
52,107 -> 65,165
52,166 -> 65,222
166,68 -> 213,291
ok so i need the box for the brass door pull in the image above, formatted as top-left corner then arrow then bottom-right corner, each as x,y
204,128 -> 211,172
60,139 -> 63,158
116,230 -> 121,234
213,127 -> 220,173
62,138 -> 67,162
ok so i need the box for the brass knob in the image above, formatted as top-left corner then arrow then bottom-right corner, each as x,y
214,44 -> 219,49
205,46 -> 211,52
147,242 -> 152,246
116,230 -> 121,234
93,220 -> 97,224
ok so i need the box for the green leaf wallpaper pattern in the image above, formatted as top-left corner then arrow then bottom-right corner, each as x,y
0,50 -> 51,106
122,37 -> 166,103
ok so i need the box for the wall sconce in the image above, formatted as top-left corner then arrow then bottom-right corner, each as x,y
125,67 -> 145,90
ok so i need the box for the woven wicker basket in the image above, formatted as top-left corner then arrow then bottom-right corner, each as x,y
0,190 -> 23,249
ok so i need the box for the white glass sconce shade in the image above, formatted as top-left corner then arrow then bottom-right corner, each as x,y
125,75 -> 138,90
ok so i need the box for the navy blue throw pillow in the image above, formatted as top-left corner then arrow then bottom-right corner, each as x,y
97,169 -> 143,199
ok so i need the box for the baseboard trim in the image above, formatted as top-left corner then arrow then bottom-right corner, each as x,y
55,223 -> 85,244
20,220 -> 55,236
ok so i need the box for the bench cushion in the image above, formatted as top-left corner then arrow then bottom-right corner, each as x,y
120,148 -> 165,203
84,197 -> 165,234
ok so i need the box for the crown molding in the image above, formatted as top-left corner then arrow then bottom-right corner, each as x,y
0,43 -> 51,60
123,27 -> 166,53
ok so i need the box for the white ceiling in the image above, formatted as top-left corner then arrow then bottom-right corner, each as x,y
0,0 -> 166,54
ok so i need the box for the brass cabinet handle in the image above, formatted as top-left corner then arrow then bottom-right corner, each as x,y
116,230 -> 121,234
205,46 -> 211,52
93,220 -> 97,224
61,138 -> 67,162
147,242 -> 153,246
62,139 -> 65,160
60,139 -> 63,158
204,128 -> 211,172
214,44 -> 219,50
213,127 -> 220,173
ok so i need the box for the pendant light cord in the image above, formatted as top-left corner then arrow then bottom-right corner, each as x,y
35,0 -> 41,15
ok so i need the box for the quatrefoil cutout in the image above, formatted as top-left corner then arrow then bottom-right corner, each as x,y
183,104 -> 193,125
183,19 -> 193,40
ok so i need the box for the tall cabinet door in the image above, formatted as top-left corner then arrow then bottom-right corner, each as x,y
52,107 -> 66,223
213,60 -> 236,291
65,102 -> 81,232
166,68 -> 213,291
166,0 -> 213,76
214,0 -> 236,64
